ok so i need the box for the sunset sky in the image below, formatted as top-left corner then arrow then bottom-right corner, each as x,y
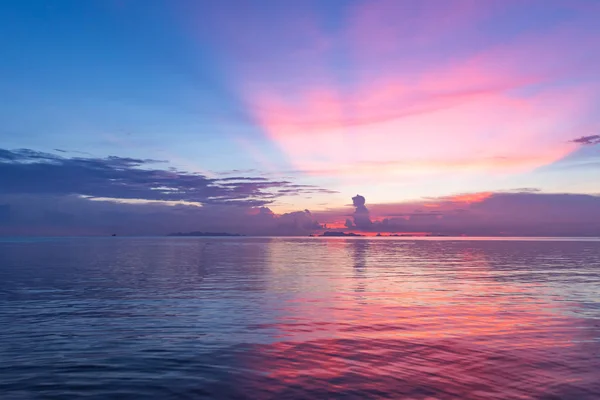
1,0 -> 600,236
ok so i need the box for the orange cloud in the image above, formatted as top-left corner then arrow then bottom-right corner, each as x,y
445,192 -> 493,204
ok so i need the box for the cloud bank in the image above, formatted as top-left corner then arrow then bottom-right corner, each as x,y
0,194 -> 325,237
0,148 -> 330,236
1,149 -> 599,236
316,192 -> 600,237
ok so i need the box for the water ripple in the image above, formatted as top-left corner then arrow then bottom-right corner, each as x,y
1,237 -> 599,399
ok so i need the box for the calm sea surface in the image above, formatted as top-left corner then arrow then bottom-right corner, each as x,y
1,237 -> 599,399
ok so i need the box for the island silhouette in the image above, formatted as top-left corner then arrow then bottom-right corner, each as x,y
168,232 -> 244,237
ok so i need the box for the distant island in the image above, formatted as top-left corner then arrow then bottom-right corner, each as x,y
313,232 -> 452,237
167,232 -> 244,237
319,231 -> 364,237
167,231 -> 454,238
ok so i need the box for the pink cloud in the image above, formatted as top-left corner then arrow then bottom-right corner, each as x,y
250,63 -> 592,178
444,192 -> 494,204
234,2 -> 599,184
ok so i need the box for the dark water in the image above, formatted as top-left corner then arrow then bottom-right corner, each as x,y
1,237 -> 600,399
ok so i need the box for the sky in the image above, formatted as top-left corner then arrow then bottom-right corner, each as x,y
1,0 -> 600,236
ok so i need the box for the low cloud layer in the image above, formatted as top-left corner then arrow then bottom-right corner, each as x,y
2,189 -> 600,237
1,148 -> 600,236
0,194 -> 323,236
0,148 -> 332,236
316,192 -> 600,237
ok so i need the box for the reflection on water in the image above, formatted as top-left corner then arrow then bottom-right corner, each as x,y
1,237 -> 599,399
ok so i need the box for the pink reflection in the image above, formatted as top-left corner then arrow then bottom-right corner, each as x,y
243,241 -> 598,398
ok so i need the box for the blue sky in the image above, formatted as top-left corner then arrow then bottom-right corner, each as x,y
1,0 -> 599,235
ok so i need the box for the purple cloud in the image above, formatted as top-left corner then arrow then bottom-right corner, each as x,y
0,148 -> 335,207
318,191 -> 600,237
0,148 -> 336,236
570,135 -> 600,145
0,194 -> 325,236
352,194 -> 372,229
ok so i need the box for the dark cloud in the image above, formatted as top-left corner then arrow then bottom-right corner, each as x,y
570,135 -> 600,145
0,148 -> 334,207
352,194 -> 372,229
317,192 -> 600,236
276,209 -> 322,234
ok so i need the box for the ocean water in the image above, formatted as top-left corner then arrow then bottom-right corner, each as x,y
1,237 -> 599,399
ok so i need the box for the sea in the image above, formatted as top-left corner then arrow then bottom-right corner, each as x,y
1,237 -> 599,399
